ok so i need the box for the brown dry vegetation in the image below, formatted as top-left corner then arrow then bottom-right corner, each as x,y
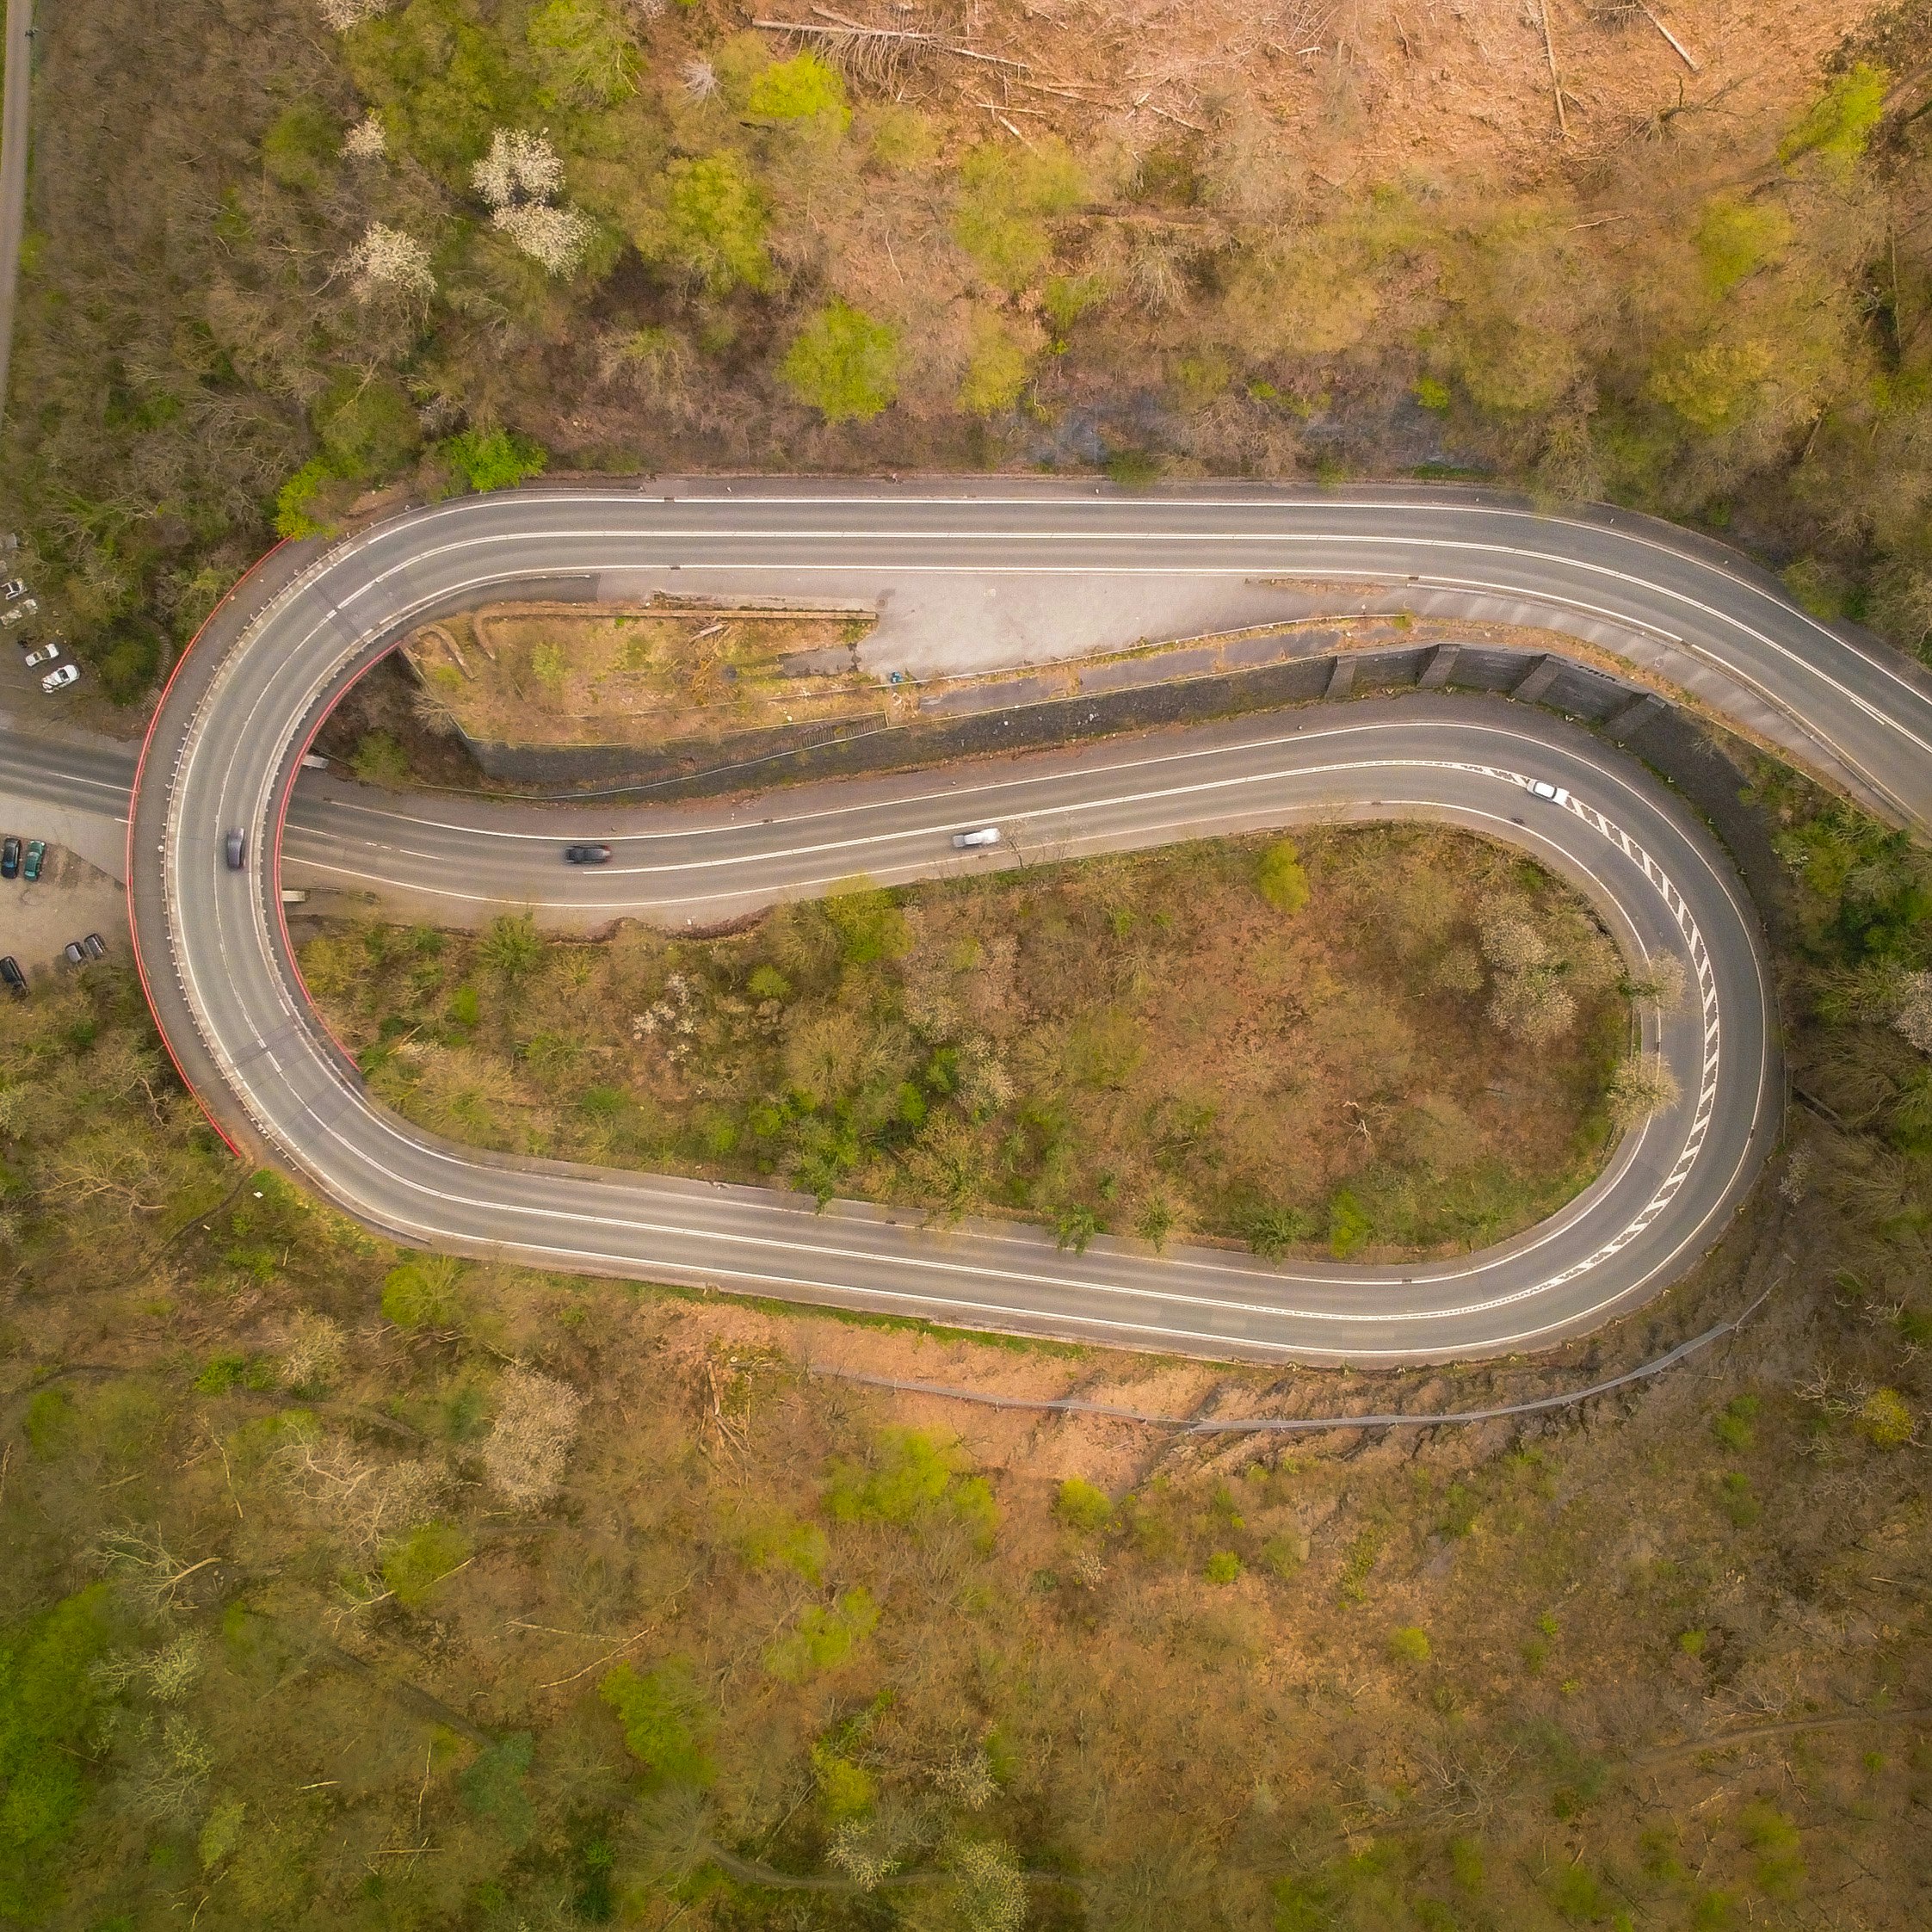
300,826 -> 1629,1259
410,601 -> 883,748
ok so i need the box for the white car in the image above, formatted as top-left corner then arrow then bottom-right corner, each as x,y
1527,780 -> 1571,806
952,826 -> 1001,849
1,599 -> 37,627
22,640 -> 59,668
1,579 -> 27,602
41,664 -> 78,692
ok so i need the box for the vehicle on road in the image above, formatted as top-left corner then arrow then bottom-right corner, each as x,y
1,599 -> 37,627
1,578 -> 27,602
0,836 -> 16,880
41,664 -> 77,692
22,640 -> 58,668
0,957 -> 24,999
564,844 -> 612,864
83,932 -> 108,960
62,941 -> 84,966
225,829 -> 247,869
1528,780 -> 1571,806
952,827 -> 1002,849
23,841 -> 44,881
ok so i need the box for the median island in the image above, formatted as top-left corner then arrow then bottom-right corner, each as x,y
302,824 -> 1643,1261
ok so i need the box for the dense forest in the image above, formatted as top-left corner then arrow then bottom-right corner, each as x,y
6,0 -> 1932,697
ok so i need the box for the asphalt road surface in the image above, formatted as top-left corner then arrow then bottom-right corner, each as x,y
107,483 -> 1835,1361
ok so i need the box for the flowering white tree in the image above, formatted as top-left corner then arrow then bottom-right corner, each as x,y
472,127 -> 595,277
318,0 -> 393,28
472,128 -> 565,210
341,111 -> 387,162
494,202 -> 596,276
342,222 -> 435,301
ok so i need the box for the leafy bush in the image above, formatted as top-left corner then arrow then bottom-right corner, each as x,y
527,0 -> 635,106
0,1586 -> 119,1914
1204,1550 -> 1242,1585
262,102 -> 339,191
480,912 -> 544,980
381,1255 -> 466,1330
313,370 -> 421,479
781,302 -> 900,423
1388,1625 -> 1431,1663
274,459 -> 342,540
1712,1392 -> 1759,1453
1779,62 -> 1888,178
739,1511 -> 830,1584
746,52 -> 848,127
440,426 -> 548,492
824,1427 -> 997,1544
1054,1476 -> 1114,1535
351,731 -> 411,786
380,1522 -> 473,1608
1328,1188 -> 1372,1257
953,139 -> 1083,291
959,312 -> 1033,416
459,1733 -> 536,1848
763,1587 -> 878,1682
637,153 -> 773,295
599,1660 -> 713,1786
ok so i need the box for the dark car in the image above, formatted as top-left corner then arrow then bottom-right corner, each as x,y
22,840 -> 43,882
1,836 -> 17,880
63,941 -> 84,966
83,932 -> 108,960
0,957 -> 24,999
225,829 -> 246,870
564,844 -> 613,865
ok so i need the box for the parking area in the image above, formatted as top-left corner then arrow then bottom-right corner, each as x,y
0,840 -> 125,988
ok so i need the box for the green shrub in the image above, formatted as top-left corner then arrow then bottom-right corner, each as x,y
638,153 -> 773,295
262,102 -> 339,191
747,964 -> 792,1001
824,1427 -> 997,1544
459,1733 -> 536,1848
746,52 -> 849,127
1388,1625 -> 1431,1664
823,881 -> 909,963
1245,1202 -> 1309,1262
1780,61 -> 1888,178
380,1522 -> 473,1608
1855,1386 -> 1914,1448
1712,1392 -> 1759,1453
0,1587 -> 119,1914
763,1587 -> 879,1682
739,1511 -> 830,1584
953,139 -> 1083,292
274,458 -> 342,540
381,1255 -> 465,1330
480,912 -> 544,980
351,731 -> 411,787
959,312 -> 1032,416
1204,1550 -> 1242,1585
22,1387 -> 73,1460
313,370 -> 421,480
1256,839 -> 1310,913
600,1660 -> 713,1786
1054,1476 -> 1114,1535
441,426 -> 548,493
781,302 -> 900,423
1328,1189 -> 1372,1258
1694,198 -> 1793,294
527,0 -> 636,106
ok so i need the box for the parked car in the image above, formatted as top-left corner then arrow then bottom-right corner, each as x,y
951,827 -> 1001,849
22,640 -> 57,668
225,829 -> 246,869
83,932 -> 108,960
0,837 -> 17,880
564,844 -> 613,864
1527,780 -> 1571,806
0,579 -> 27,602
0,598 -> 37,627
41,664 -> 77,692
63,941 -> 84,966
0,957 -> 25,999
23,841 -> 44,882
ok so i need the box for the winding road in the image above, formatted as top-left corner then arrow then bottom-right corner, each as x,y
102,481 -> 1871,1360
